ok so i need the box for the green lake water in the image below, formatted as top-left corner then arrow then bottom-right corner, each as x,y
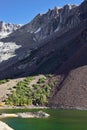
0,109 -> 87,130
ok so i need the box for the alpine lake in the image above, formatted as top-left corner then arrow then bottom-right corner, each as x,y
0,108 -> 87,130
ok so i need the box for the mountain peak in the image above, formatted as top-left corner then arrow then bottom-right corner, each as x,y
63,4 -> 77,9
0,21 -> 22,38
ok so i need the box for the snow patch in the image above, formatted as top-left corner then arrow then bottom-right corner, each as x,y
0,32 -> 11,39
54,26 -> 60,32
33,37 -> 37,41
34,28 -> 41,34
0,42 -> 21,62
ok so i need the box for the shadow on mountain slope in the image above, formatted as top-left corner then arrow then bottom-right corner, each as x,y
0,20 -> 87,81
49,44 -> 87,108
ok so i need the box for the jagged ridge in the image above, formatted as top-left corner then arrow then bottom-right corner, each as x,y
0,21 -> 22,38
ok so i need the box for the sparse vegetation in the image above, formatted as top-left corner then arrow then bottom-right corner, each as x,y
0,79 -> 9,85
5,76 -> 57,106
37,77 -> 46,84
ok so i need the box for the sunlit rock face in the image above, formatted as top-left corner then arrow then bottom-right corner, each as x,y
0,3 -> 80,62
0,21 -> 22,38
18,4 -> 79,41
0,121 -> 14,130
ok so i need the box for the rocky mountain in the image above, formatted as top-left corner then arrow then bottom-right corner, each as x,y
0,21 -> 22,38
9,4 -> 79,42
0,0 -> 87,108
0,3 -> 80,65
25,4 -> 79,41
49,0 -> 87,108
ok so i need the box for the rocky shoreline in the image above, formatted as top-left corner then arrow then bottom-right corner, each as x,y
0,105 -> 49,109
1,105 -> 87,110
50,106 -> 87,110
0,121 -> 14,130
0,111 -> 50,118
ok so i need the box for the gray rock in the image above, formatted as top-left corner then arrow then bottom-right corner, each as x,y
0,121 -> 14,130
19,4 -> 79,41
17,111 -> 50,118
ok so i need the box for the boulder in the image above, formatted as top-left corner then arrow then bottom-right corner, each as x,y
0,121 -> 14,130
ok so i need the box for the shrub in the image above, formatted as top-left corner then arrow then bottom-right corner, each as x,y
37,78 -> 46,84
5,76 -> 57,106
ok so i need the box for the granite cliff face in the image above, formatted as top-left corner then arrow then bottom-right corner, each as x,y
14,4 -> 79,41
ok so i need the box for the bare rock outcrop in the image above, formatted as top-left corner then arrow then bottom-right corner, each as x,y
0,121 -> 14,130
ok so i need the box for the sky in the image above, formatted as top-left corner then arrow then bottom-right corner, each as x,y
0,0 -> 83,24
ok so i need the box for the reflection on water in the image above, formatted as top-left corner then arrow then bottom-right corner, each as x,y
0,109 -> 87,130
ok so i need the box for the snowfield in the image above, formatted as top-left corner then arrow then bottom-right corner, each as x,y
0,42 -> 21,62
